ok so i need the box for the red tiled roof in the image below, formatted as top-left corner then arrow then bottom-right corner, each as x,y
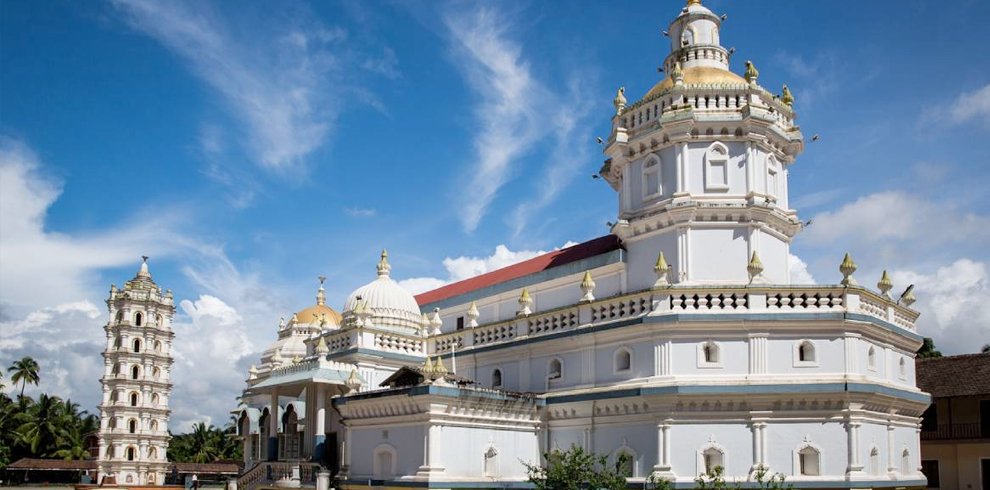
415,235 -> 623,306
173,462 -> 240,474
917,352 -> 990,398
8,458 -> 97,471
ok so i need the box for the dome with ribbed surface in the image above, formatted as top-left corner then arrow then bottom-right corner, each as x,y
343,250 -> 423,334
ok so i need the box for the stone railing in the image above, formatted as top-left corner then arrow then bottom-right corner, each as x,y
428,285 -> 918,355
236,461 -> 320,490
373,332 -> 425,355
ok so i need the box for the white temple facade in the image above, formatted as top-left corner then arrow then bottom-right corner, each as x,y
232,2 -> 929,489
98,258 -> 174,485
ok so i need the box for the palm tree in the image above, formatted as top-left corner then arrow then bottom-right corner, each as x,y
16,393 -> 63,457
8,357 -> 40,398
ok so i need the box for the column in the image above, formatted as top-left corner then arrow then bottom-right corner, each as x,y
886,425 -> 895,472
313,385 -> 327,463
846,421 -> 862,473
267,389 -> 279,461
654,422 -> 672,474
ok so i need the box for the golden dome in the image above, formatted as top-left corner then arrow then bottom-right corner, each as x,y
293,304 -> 343,326
642,66 -> 746,101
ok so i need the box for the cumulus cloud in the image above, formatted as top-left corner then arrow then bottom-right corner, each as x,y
170,295 -> 256,430
788,254 -> 816,284
398,241 -> 577,294
443,8 -> 593,232
891,259 -> 990,355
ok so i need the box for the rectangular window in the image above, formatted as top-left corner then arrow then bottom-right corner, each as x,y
921,460 -> 939,488
456,316 -> 464,331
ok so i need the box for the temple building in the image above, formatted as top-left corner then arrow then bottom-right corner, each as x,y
97,258 -> 175,485
232,1 -> 930,489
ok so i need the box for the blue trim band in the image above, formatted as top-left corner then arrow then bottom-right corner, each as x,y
340,479 -> 927,489
547,382 -> 929,405
334,383 -> 545,406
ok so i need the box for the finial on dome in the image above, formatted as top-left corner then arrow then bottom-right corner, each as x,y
781,84 -> 794,106
687,0 -> 701,5
377,249 -> 391,277
744,61 -> 759,85
138,256 -> 151,277
316,276 -> 327,306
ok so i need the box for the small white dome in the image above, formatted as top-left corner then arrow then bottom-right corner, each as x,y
343,250 -> 422,333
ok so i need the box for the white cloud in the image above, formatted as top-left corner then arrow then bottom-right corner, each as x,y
788,254 -> 816,284
361,47 -> 400,80
111,0 -> 346,171
443,8 -> 593,233
948,83 -> 990,127
170,295 -> 256,430
0,137 -> 185,313
398,241 -> 578,294
800,190 -> 990,267
344,207 -> 377,218
891,259 -> 990,355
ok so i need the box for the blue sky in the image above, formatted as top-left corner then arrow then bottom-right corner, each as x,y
1,0 -> 988,429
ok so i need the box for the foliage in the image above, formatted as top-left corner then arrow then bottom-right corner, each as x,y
646,471 -> 674,490
0,387 -> 100,473
167,422 -> 241,463
916,338 -> 942,358
8,357 -> 41,397
753,464 -> 793,490
695,466 -> 739,490
982,343 -> 989,353
523,444 -> 629,490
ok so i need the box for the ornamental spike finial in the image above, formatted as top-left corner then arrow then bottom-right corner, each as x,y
747,251 -> 765,284
434,357 -> 448,376
345,369 -> 361,391
580,271 -> 597,303
315,336 -> 329,355
316,276 -> 327,306
898,284 -> 916,307
840,253 -> 858,286
613,87 -> 627,115
744,61 -> 759,84
517,288 -> 533,317
430,307 -> 443,336
781,84 -> 794,106
377,249 -> 391,277
138,256 -> 151,277
687,0 -> 701,5
466,301 -> 480,328
653,251 -> 671,288
671,62 -> 684,86
877,270 -> 893,298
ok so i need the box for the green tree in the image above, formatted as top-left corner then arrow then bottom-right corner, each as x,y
16,393 -> 63,457
753,464 -> 792,490
695,466 -> 738,490
8,357 -> 41,398
523,445 -> 628,490
167,422 -> 242,463
917,338 -> 942,359
982,344 -> 989,353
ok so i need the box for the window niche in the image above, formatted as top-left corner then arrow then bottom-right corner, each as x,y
698,341 -> 721,368
547,359 -> 562,381
794,340 -> 818,367
614,348 -> 632,373
704,142 -> 730,191
642,154 -> 662,200
491,369 -> 502,389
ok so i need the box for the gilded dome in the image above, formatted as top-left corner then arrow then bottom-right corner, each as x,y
642,66 -> 746,101
293,304 -> 343,326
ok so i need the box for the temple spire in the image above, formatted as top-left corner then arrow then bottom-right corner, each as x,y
377,249 -> 391,277
316,275 -> 327,305
137,256 -> 151,278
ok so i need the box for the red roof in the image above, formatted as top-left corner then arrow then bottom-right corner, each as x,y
917,352 -> 990,398
415,235 -> 623,306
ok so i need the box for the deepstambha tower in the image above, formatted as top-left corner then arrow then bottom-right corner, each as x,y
98,257 -> 174,485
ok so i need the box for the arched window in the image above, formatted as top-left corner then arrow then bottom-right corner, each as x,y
797,341 -> 816,363
702,447 -> 724,475
615,348 -> 632,372
155,341 -> 163,352
151,393 -> 160,406
616,448 -> 635,477
130,392 -> 139,407
149,447 -> 158,460
681,28 -> 694,47
899,357 -> 907,378
491,369 -> 502,388
153,367 -> 161,379
134,312 -> 143,326
642,155 -> 661,199
128,419 -> 137,434
868,346 -> 877,370
108,417 -> 117,429
869,447 -> 881,475
901,449 -> 910,474
131,365 -> 140,380
112,363 -> 121,375
483,446 -> 499,477
373,444 -> 397,479
126,447 -> 136,461
150,420 -> 159,432
705,142 -> 730,191
711,27 -> 719,45
700,341 -> 720,365
798,446 -> 820,476
548,359 -> 562,380
133,338 -> 141,353
115,311 -> 123,323
113,336 -> 122,349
